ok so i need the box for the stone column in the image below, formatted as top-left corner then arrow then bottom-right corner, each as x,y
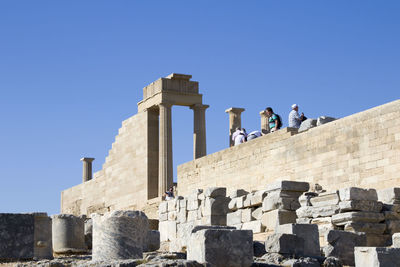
225,107 -> 245,147
158,103 -> 173,197
191,104 -> 209,159
80,158 -> 95,183
51,214 -> 86,255
260,110 -> 270,134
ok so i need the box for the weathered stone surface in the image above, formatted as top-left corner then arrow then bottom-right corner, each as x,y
282,257 -> 321,267
168,211 -> 177,221
229,189 -> 248,198
187,210 -> 198,222
250,190 -> 268,207
143,230 -> 160,252
243,194 -> 252,208
187,228 -> 253,267
354,247 -> 400,267
265,233 -> 304,256
159,221 -> 176,242
310,191 -> 339,207
187,195 -> 200,211
296,205 -> 339,218
385,220 -> 400,235
204,187 -> 226,198
228,198 -> 237,211
332,212 -> 384,226
203,196 -> 230,216
159,201 -> 168,214
299,192 -> 318,207
298,118 -> 317,132
338,187 -> 378,201
296,217 -> 312,224
227,210 -> 242,226
242,220 -> 265,234
316,116 -> 336,126
393,233 -> 400,248
178,198 -> 187,209
242,208 -> 254,223
262,194 -> 300,212
383,211 -> 400,220
344,222 -> 386,234
276,223 -> 320,257
252,207 -> 263,220
383,203 -> 400,212
323,230 -> 366,266
84,218 -> 92,250
377,187 -> 400,204
52,214 -> 86,254
236,195 -> 245,209
261,210 -> 297,231
0,213 -> 52,261
177,208 -> 187,224
201,215 -> 226,225
253,241 -> 266,257
167,199 -> 177,212
266,180 -> 310,192
339,200 -> 383,212
365,233 -> 392,247
92,210 -> 148,261
158,211 -> 168,222
322,256 -> 343,267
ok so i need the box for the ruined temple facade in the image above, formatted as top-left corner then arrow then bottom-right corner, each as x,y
61,74 -> 400,219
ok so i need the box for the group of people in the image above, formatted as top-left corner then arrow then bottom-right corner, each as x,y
232,104 -> 306,146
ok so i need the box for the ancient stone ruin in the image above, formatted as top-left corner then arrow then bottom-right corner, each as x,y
1,74 -> 400,266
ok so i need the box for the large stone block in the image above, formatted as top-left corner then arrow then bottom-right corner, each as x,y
355,247 -> 400,267
393,233 -> 400,248
296,205 -> 339,219
383,211 -> 400,220
52,214 -> 86,254
84,218 -> 92,250
158,212 -> 168,222
167,199 -> 177,212
344,222 -> 386,234
228,198 -> 237,211
227,210 -> 242,226
187,210 -> 198,222
299,192 -> 318,207
203,196 -> 230,217
250,190 -> 268,207
159,220 -> 176,242
236,195 -> 245,209
276,223 -> 320,257
261,210 -> 297,231
167,211 -> 177,221
377,187 -> 400,204
204,187 -> 226,198
201,215 -> 226,226
266,180 -> 310,192
262,193 -> 300,212
158,201 -> 168,214
309,191 -> 339,207
228,189 -> 248,198
298,118 -> 317,132
332,212 -> 385,226
252,207 -> 263,220
243,194 -> 252,208
385,220 -> 400,235
92,210 -> 148,261
0,213 -> 52,261
241,208 -> 254,223
187,227 -> 253,267
339,187 -> 378,201
365,233 -> 392,247
264,233 -> 304,256
339,200 -> 383,212
311,217 -> 339,247
143,230 -> 160,252
323,230 -> 366,266
177,209 -> 187,224
241,220 -> 265,234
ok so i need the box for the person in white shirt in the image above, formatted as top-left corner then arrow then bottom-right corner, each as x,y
234,129 -> 247,145
288,104 -> 305,128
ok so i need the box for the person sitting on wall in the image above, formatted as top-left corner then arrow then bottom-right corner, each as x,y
234,128 -> 247,145
164,187 -> 174,200
265,107 -> 281,132
288,104 -> 305,128
231,127 -> 241,145
247,130 -> 262,141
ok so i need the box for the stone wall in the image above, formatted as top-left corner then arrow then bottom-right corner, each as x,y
61,110 -> 159,216
178,99 -> 400,196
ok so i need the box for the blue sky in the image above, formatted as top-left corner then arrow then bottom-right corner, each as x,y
0,1 -> 399,215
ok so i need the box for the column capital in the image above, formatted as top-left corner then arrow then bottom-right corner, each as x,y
159,102 -> 173,108
259,110 -> 267,116
225,107 -> 245,114
190,103 -> 209,110
80,157 -> 95,163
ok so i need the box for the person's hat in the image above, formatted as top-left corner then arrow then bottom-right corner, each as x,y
291,104 -> 298,109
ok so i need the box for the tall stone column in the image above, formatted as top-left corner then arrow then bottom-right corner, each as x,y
158,103 -> 173,197
225,107 -> 245,147
191,104 -> 209,159
260,109 -> 270,134
80,157 -> 95,183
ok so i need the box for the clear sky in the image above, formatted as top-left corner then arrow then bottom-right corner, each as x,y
0,1 -> 399,215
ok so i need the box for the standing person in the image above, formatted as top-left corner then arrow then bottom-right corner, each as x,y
288,104 -> 305,128
265,107 -> 281,132
164,187 -> 174,200
231,127 -> 241,146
